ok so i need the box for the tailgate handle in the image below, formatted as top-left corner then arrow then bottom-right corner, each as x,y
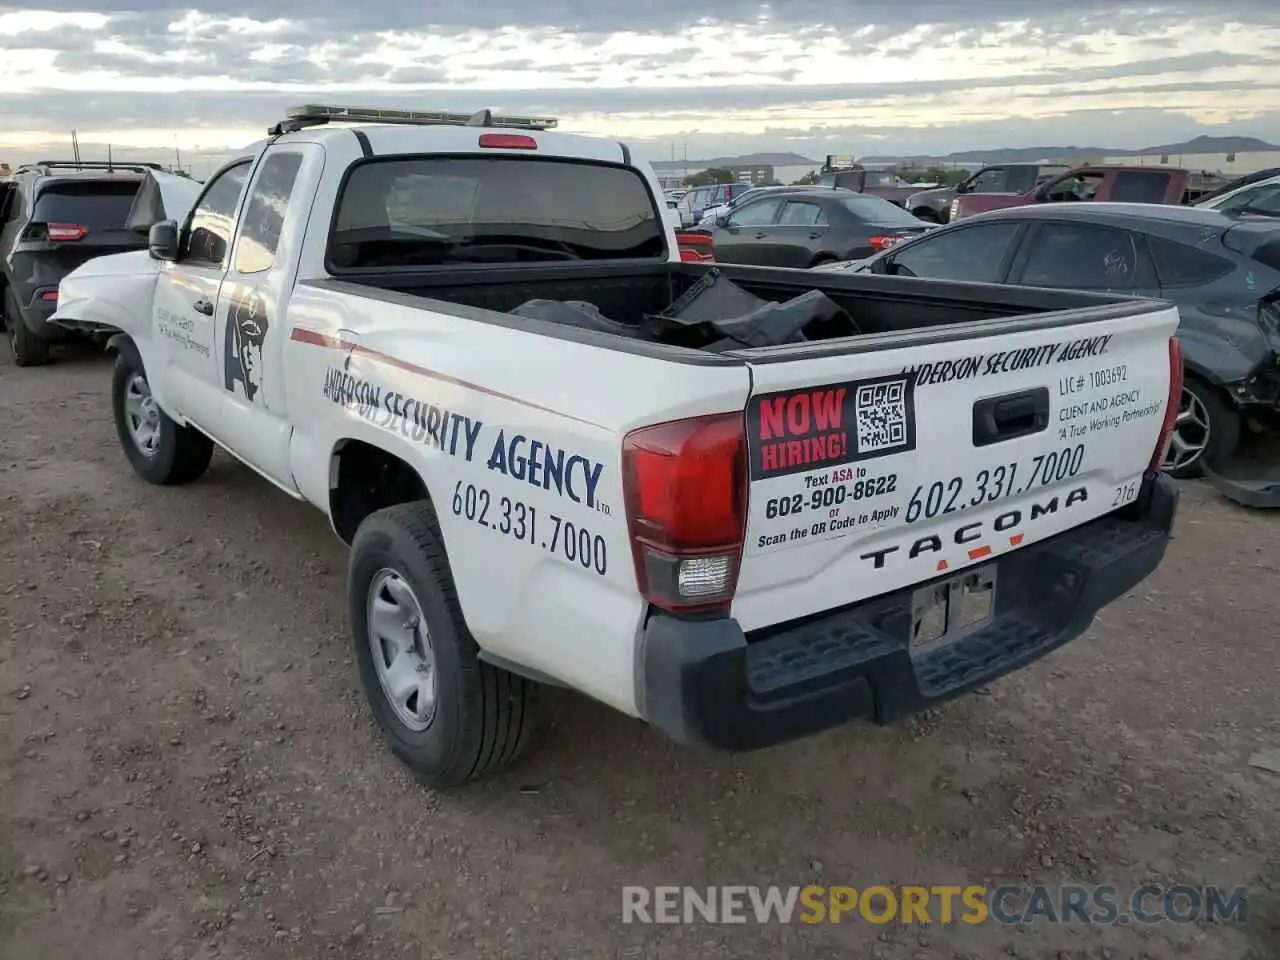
972,388 -> 1050,447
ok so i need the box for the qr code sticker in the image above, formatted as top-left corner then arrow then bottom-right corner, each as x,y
854,379 -> 909,453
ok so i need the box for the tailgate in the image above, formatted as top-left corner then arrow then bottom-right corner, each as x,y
733,305 -> 1180,630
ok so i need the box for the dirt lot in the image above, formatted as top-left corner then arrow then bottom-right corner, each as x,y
0,346 -> 1277,960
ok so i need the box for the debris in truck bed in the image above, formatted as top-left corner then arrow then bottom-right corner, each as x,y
509,268 -> 859,352
507,299 -> 650,339
643,268 -> 858,352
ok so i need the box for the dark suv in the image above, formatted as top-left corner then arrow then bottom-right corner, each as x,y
0,161 -> 161,365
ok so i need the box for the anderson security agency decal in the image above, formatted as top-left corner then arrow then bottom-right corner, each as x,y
744,374 -> 917,555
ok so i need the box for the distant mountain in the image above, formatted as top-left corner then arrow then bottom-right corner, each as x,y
860,135 -> 1280,166
651,151 -> 817,170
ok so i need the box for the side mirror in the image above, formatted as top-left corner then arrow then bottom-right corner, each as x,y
714,214 -> 730,227
955,181 -> 972,194
148,220 -> 180,261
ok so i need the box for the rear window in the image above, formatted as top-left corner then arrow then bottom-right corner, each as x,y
1148,235 -> 1234,287
1247,239 -> 1280,273
328,157 -> 666,270
838,195 -> 927,227
1110,172 -> 1171,204
32,180 -> 140,229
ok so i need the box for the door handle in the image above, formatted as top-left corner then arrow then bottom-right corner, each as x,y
972,388 -> 1050,446
808,232 -> 823,239
752,231 -> 767,239
192,298 -> 214,316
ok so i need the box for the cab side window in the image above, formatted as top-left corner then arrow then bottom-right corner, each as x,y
184,161 -> 251,269
234,153 -> 304,275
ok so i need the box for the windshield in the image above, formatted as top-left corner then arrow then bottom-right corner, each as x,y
838,195 -> 928,227
1204,182 -> 1280,215
864,171 -> 906,188
328,156 -> 667,269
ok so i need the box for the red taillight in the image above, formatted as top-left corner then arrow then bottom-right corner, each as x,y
46,223 -> 88,242
676,231 -> 714,262
868,235 -> 905,251
40,291 -> 58,302
622,413 -> 748,615
477,133 -> 537,150
1148,337 -> 1184,475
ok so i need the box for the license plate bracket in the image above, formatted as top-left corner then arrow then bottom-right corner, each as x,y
909,564 -> 997,652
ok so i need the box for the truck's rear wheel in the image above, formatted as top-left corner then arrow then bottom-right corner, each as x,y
4,292 -> 51,367
111,346 -> 214,485
348,501 -> 534,788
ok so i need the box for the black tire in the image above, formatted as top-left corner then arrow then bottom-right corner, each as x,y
348,501 -> 534,788
110,345 -> 214,485
1164,376 -> 1241,479
911,208 -> 941,224
4,291 -> 51,367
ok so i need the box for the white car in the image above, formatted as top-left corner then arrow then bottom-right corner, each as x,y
1194,172 -> 1280,215
53,103 -> 1183,787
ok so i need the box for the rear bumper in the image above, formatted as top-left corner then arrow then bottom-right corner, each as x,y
16,287 -> 66,340
638,472 -> 1179,751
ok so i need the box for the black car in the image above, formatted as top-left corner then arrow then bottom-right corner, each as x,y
823,202 -> 1280,478
0,160 -> 163,366
707,189 -> 932,269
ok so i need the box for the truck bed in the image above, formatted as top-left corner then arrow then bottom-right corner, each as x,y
313,261 -> 1153,351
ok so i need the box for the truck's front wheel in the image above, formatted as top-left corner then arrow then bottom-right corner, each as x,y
110,346 -> 214,485
348,501 -> 534,788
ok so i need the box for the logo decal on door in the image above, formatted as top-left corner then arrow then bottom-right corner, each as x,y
223,291 -> 269,403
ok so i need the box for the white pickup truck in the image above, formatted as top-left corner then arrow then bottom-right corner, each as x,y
53,104 -> 1184,787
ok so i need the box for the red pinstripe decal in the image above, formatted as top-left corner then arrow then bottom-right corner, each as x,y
289,327 -> 605,429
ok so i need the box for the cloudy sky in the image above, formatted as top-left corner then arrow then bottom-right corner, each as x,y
0,1 -> 1278,171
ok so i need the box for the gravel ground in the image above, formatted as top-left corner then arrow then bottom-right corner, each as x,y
1,345 -> 1277,960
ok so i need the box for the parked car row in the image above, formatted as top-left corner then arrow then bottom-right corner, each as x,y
813,200 -> 1280,485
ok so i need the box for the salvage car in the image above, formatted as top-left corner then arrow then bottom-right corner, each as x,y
48,169 -> 205,342
695,183 -> 853,228
0,161 -> 195,365
816,157 -> 918,206
906,162 -> 1071,224
706,189 -> 933,268
55,103 -> 1184,787
951,165 -> 1230,222
812,203 -> 1280,481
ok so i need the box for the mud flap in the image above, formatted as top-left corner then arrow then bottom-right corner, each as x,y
1203,455 -> 1280,508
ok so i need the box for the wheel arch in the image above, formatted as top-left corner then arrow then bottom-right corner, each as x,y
328,437 -> 437,545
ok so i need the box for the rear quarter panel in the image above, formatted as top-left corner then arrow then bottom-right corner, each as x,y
282,283 -> 752,714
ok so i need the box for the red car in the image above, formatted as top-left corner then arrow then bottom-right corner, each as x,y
950,165 -> 1227,222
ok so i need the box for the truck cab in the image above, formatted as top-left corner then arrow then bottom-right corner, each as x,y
951,165 -> 1226,222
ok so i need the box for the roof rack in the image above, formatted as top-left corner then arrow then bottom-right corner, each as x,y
17,160 -> 164,175
268,103 -> 559,137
